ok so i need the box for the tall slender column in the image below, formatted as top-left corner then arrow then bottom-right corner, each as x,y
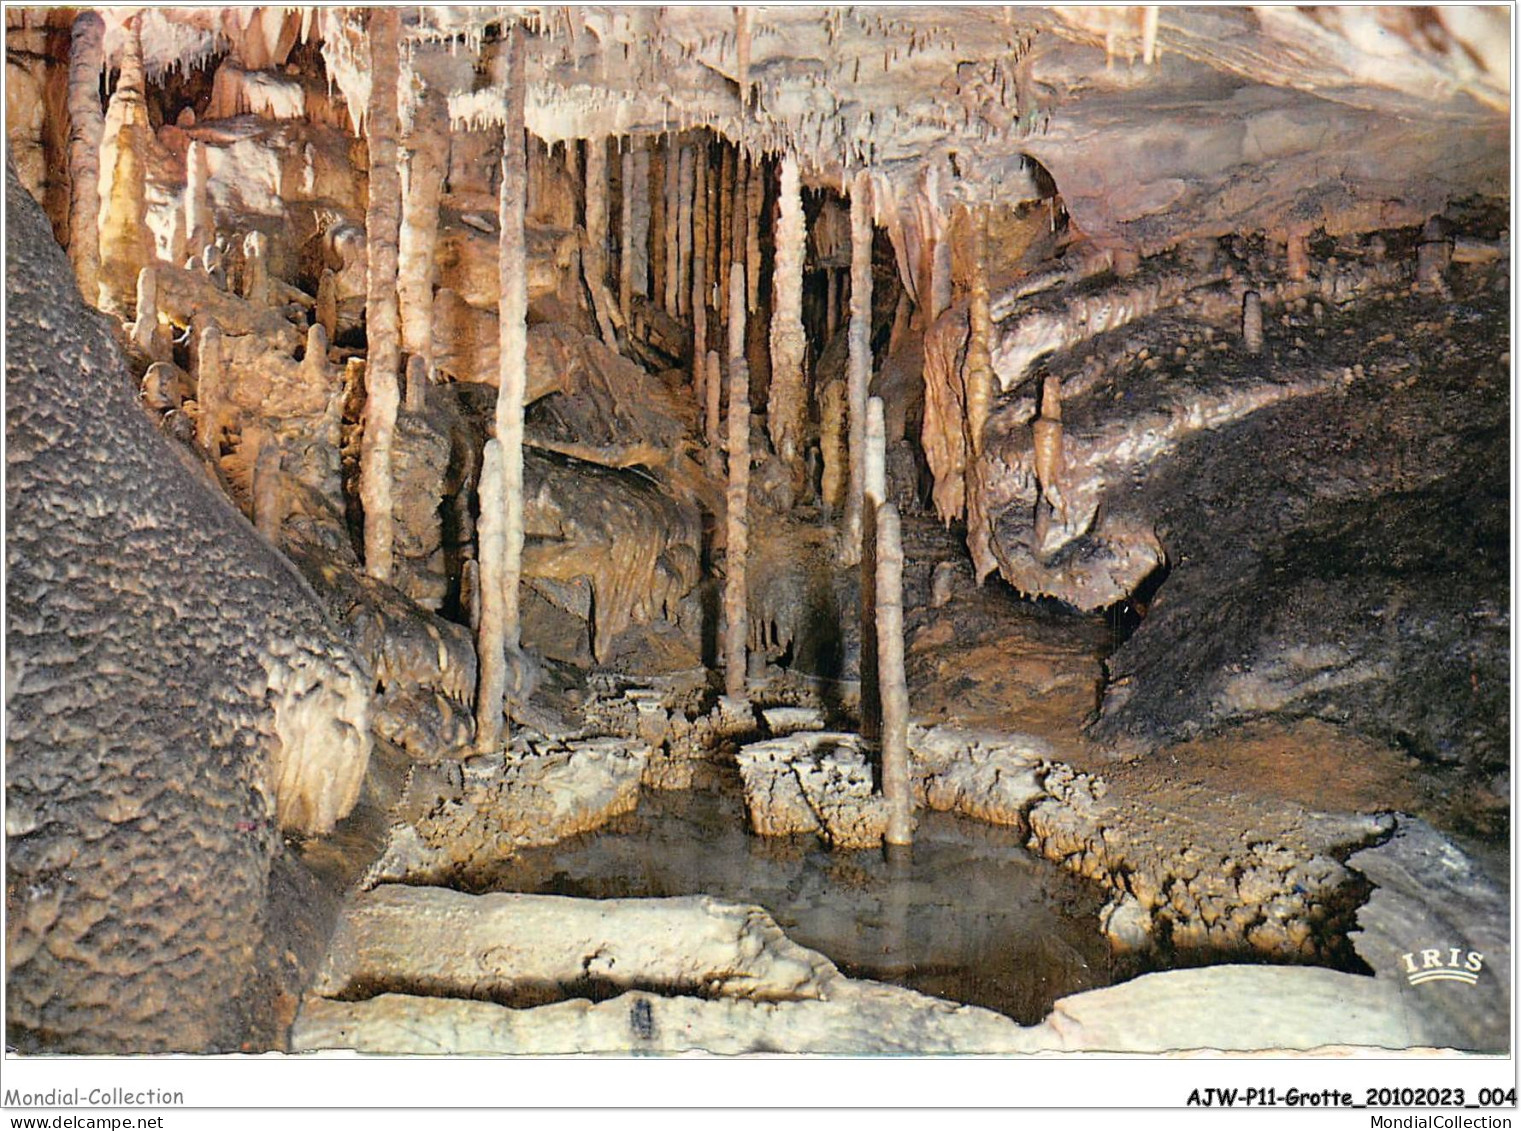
358,6 -> 402,582
877,500 -> 912,846
842,170 -> 873,562
723,262 -> 751,702
399,87 -> 449,366
66,11 -> 105,303
476,23 -> 528,753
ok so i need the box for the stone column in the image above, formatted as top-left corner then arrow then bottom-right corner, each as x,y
399,87 -> 449,367
66,11 -> 105,303
723,264 -> 751,703
876,500 -> 912,846
358,6 -> 402,583
767,152 -> 806,480
842,170 -> 873,562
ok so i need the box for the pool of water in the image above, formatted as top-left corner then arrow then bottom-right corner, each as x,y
476,772 -> 1115,1025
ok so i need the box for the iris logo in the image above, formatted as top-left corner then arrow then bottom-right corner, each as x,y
1400,946 -> 1484,986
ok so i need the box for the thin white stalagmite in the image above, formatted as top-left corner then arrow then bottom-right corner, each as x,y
184,140 -> 212,260
242,230 -> 271,307
677,143 -> 694,320
67,10 -> 106,303
193,319 -> 223,455
253,441 -> 283,545
399,87 -> 449,366
819,378 -> 845,513
358,6 -> 403,583
474,440 -> 509,752
768,152 -> 806,481
1242,290 -> 1264,355
876,500 -> 912,846
860,395 -> 887,742
842,170 -> 873,563
724,286 -> 751,702
477,22 -> 529,752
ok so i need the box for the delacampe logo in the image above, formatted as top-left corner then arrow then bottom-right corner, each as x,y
1400,946 -> 1484,986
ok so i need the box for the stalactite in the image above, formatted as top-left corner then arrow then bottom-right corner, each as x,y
841,170 -> 873,563
474,439 -> 509,752
964,204 -> 997,582
358,6 -> 403,584
619,147 -> 635,328
631,146 -> 651,299
718,144 -> 735,324
582,135 -> 618,345
475,24 -> 529,752
677,143 -> 694,320
399,88 -> 449,365
746,155 -> 763,314
193,319 -> 223,455
860,395 -> 887,742
705,348 -> 723,476
183,140 -> 212,259
97,14 -> 153,318
650,137 -> 667,314
664,138 -> 680,314
1242,290 -> 1264,355
767,152 -> 807,480
735,7 -> 752,108
876,500 -> 912,847
691,165 -> 708,400
1032,376 -> 1065,510
67,11 -> 105,305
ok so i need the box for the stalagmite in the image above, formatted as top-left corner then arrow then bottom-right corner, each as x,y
184,140 -> 212,258
405,353 -> 428,413
677,143 -> 694,320
1242,290 -> 1264,355
582,136 -> 618,344
67,11 -> 105,304
768,152 -> 807,478
876,501 -> 912,847
723,264 -> 752,703
242,231 -> 271,308
474,440 -> 509,752
399,88 -> 449,366
819,379 -> 846,512
664,139 -> 680,314
193,320 -> 223,454
841,170 -> 873,562
130,267 -> 168,362
358,6 -> 403,584
705,349 -> 723,475
1286,227 -> 1311,281
97,15 -> 153,318
316,269 -> 338,341
860,396 -> 888,742
476,21 -> 530,754
253,441 -> 283,544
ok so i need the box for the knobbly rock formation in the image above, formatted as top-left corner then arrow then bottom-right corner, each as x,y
5,163 -> 369,1052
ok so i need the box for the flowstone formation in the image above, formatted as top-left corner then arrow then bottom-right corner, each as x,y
3,5 -> 1509,1059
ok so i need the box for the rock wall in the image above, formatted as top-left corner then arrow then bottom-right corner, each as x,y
5,162 -> 370,1052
